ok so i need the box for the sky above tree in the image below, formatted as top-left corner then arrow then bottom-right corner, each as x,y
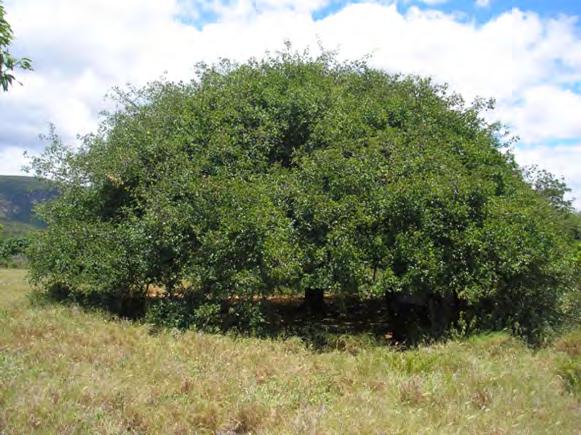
1,0 -> 580,207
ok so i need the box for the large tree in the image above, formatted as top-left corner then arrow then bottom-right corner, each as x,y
28,49 -> 579,342
0,1 -> 31,91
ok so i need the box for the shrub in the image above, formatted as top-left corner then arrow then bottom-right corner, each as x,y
27,48 -> 579,342
0,236 -> 30,267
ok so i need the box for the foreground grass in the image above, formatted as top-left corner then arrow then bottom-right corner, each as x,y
0,269 -> 579,434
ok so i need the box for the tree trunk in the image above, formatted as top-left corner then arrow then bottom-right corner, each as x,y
428,293 -> 458,337
303,288 -> 326,314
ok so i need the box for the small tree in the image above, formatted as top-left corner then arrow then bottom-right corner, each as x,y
523,165 -> 572,212
28,49 -> 578,342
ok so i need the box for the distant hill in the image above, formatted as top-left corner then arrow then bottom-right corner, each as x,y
0,175 -> 58,237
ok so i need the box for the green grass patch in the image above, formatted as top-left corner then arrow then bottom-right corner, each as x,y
0,269 -> 579,433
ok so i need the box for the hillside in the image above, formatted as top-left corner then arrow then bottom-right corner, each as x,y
0,175 -> 57,237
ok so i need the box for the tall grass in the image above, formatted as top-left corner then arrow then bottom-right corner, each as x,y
0,269 -> 579,434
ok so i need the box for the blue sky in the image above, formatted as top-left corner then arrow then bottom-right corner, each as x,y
413,0 -> 581,21
1,0 -> 581,207
301,0 -> 581,22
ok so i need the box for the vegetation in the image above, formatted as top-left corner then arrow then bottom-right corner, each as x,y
0,0 -> 32,91
28,49 -> 580,343
0,269 -> 579,433
523,166 -> 581,241
0,235 -> 29,267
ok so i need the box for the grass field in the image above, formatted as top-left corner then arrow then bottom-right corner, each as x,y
0,268 -> 579,434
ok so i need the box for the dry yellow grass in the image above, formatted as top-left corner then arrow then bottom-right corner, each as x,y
0,268 -> 579,434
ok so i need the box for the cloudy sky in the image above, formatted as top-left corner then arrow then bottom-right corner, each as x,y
2,0 -> 581,207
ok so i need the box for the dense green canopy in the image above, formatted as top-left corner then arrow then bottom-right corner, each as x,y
29,50 -> 579,342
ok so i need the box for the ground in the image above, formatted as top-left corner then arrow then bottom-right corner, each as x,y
0,268 -> 579,434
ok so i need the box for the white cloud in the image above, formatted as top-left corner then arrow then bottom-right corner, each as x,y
1,0 -> 581,205
502,86 -> 581,143
475,0 -> 490,8
0,146 -> 35,175
316,5 -> 581,145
